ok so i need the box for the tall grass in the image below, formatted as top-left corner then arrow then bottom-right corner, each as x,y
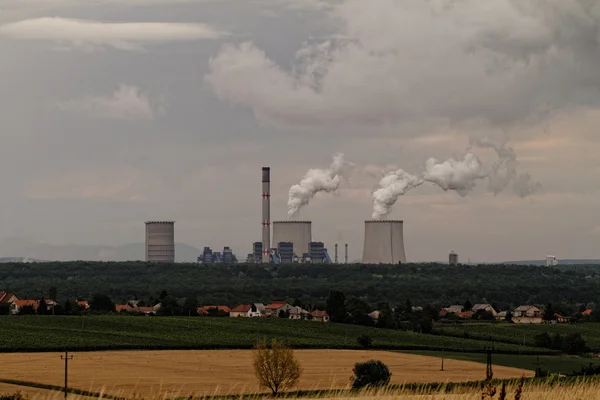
5,377 -> 600,400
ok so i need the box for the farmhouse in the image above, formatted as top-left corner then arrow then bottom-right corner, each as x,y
10,299 -> 37,314
289,306 -> 309,320
512,305 -> 543,324
264,301 -> 293,317
311,310 -> 330,322
0,292 -> 18,304
248,303 -> 266,317
472,304 -> 497,316
495,311 -> 508,321
197,306 -> 231,316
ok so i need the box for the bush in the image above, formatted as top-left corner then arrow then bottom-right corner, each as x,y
357,334 -> 373,348
351,360 -> 391,389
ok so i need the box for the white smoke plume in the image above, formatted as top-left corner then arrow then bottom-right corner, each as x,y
288,153 -> 346,218
469,137 -> 541,196
371,169 -> 423,220
423,153 -> 487,196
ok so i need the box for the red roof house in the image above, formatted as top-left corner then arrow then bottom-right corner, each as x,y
0,292 -> 18,304
230,304 -> 252,318
197,306 -> 231,315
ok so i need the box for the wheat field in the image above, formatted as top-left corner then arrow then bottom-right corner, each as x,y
0,350 -> 532,398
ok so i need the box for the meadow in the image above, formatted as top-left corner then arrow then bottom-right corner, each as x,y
0,316 -> 550,354
435,322 -> 600,351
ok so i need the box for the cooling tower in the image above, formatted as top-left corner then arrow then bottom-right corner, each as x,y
145,221 -> 175,262
272,221 -> 312,257
362,220 -> 406,264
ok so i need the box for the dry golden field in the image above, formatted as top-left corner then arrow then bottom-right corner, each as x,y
0,350 -> 532,398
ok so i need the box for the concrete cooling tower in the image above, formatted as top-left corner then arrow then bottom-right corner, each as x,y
272,221 -> 312,256
362,220 -> 406,264
145,221 -> 175,262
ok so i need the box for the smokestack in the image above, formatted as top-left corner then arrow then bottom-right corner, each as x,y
345,243 -> 348,264
362,220 -> 406,264
334,244 -> 338,264
262,167 -> 271,262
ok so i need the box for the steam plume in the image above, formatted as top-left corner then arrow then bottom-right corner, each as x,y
372,170 -> 423,219
423,153 -> 487,196
469,137 -> 541,196
288,153 -> 346,217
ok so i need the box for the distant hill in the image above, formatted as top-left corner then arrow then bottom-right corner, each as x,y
502,259 -> 600,266
0,237 -> 201,262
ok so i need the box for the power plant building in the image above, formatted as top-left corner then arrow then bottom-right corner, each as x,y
449,251 -> 458,266
272,221 -> 312,258
145,221 -> 175,262
362,220 -> 406,264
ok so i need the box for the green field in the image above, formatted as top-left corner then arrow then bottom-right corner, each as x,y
0,315 -> 553,353
435,323 -> 600,352
401,350 -> 600,375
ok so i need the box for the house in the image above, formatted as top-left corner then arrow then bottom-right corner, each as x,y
495,311 -> 508,321
368,310 -> 381,321
230,304 -> 252,317
472,304 -> 497,316
456,311 -> 474,319
116,304 -> 133,312
442,305 -> 464,315
77,301 -> 90,310
248,303 -> 266,317
289,306 -> 309,320
0,292 -> 18,304
265,302 -> 293,317
582,309 -> 593,316
197,306 -> 231,316
131,306 -> 155,316
10,299 -> 37,314
512,305 -> 543,324
554,313 -> 572,324
311,310 -> 330,322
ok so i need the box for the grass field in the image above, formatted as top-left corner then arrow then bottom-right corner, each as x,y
400,350 -> 600,375
0,350 -> 532,398
0,316 -> 550,354
435,322 -> 600,351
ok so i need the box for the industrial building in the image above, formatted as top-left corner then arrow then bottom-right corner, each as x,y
362,220 -> 406,264
449,251 -> 459,266
198,246 -> 238,264
145,221 -> 175,262
272,221 -> 312,257
546,255 -> 558,266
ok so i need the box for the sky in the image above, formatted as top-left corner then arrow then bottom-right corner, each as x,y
0,0 -> 599,263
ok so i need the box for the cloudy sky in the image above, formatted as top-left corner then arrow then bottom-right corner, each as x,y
0,0 -> 599,262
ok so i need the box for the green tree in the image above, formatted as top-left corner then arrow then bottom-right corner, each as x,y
0,303 -> 10,315
326,290 -> 346,323
19,304 -> 36,315
463,299 -> 472,311
543,303 -> 556,321
182,296 -> 198,316
350,360 -> 391,389
89,293 -> 115,313
37,297 -> 48,315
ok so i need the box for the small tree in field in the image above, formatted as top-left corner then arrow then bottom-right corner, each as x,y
351,360 -> 391,389
253,338 -> 301,395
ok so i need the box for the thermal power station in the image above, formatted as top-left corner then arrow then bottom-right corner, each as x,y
145,221 -> 175,262
272,221 -> 312,258
262,167 -> 271,263
362,220 -> 406,264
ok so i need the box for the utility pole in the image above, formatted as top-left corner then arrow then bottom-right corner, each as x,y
61,351 -> 73,400
441,348 -> 445,371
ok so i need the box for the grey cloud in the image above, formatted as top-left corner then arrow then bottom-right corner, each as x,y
0,17 -> 223,50
205,0 -> 600,129
56,84 -> 160,120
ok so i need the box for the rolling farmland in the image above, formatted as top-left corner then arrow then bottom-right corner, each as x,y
0,316 -> 552,353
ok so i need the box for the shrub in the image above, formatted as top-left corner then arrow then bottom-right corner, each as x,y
351,360 -> 391,389
357,334 -> 373,348
253,338 -> 301,395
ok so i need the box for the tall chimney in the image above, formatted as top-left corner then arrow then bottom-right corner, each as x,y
334,244 -> 338,264
345,243 -> 348,264
262,167 -> 271,262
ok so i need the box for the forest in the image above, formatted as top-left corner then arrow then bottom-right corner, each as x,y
2,262 -> 600,308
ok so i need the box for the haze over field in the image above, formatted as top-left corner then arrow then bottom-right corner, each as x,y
0,0 -> 599,262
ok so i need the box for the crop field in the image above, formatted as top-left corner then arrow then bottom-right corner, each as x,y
0,316 -> 550,354
435,323 -> 600,351
0,350 -> 532,398
400,350 -> 600,375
